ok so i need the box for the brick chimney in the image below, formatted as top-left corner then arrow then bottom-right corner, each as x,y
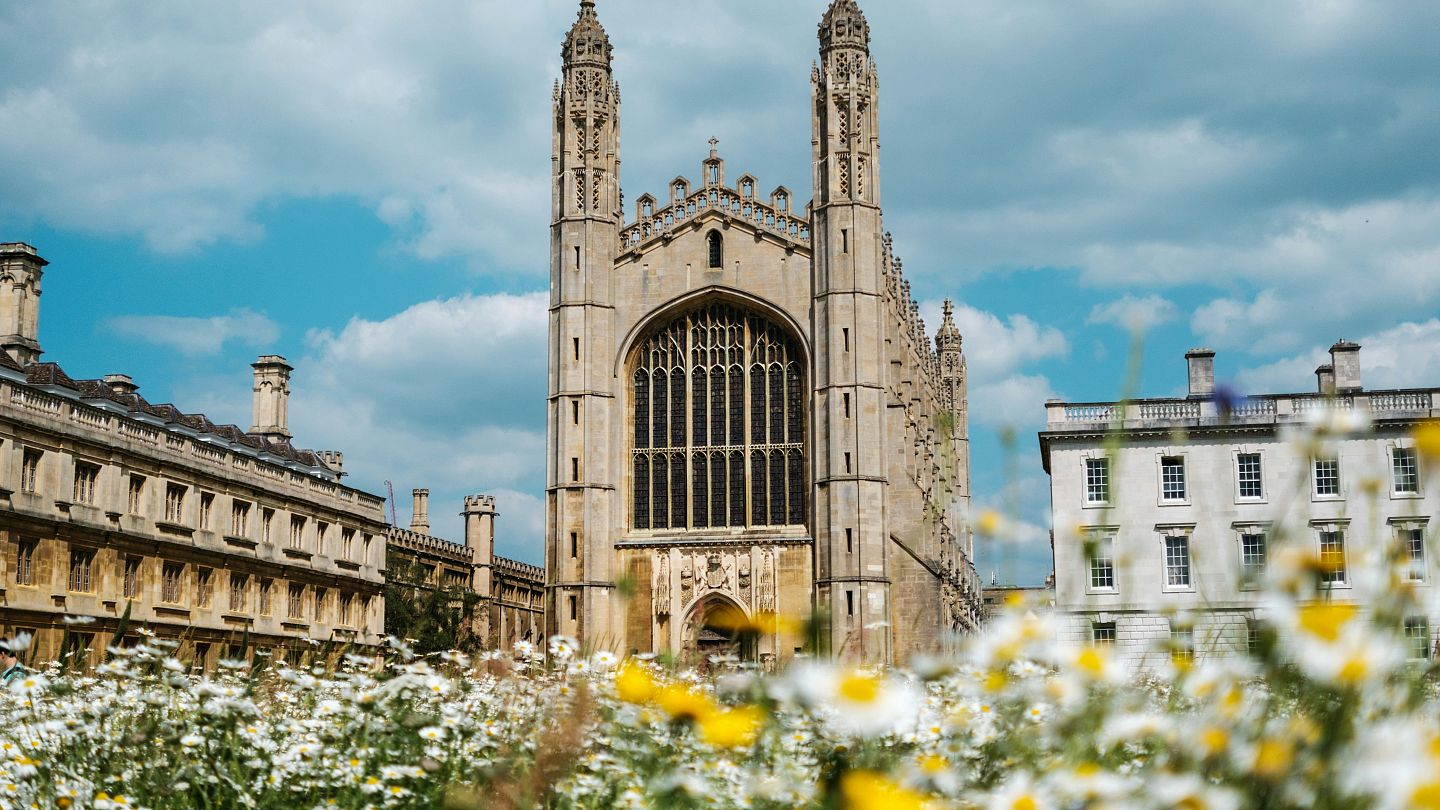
250,355 -> 293,440
1330,340 -> 1361,392
0,243 -> 46,366
1185,348 -> 1216,397
103,373 -> 139,397
410,488 -> 430,535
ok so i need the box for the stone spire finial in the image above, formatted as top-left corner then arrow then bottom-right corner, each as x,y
936,299 -> 962,352
819,0 -> 870,53
563,0 -> 611,69
708,136 -> 719,159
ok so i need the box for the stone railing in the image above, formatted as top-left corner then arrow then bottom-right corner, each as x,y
1047,388 -> 1437,428
1293,395 -> 1354,413
1371,391 -> 1433,412
620,186 -> 809,251
11,387 -> 62,414
1137,400 -> 1201,420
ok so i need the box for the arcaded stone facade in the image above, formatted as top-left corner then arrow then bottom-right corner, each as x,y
545,1 -> 983,666
0,243 -> 387,670
1041,344 -> 1440,667
386,490 -> 543,650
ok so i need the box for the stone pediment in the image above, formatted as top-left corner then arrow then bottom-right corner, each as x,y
619,181 -> 811,258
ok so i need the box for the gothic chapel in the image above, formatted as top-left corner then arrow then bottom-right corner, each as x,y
546,0 -> 983,665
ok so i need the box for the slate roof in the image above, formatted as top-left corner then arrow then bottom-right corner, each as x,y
17,359 -> 337,475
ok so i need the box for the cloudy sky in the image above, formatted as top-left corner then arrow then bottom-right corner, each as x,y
2,1 -> 1437,582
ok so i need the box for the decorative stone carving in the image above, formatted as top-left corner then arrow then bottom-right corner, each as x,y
738,553 -> 751,604
679,554 -> 693,602
654,552 -> 670,616
705,552 -> 728,591
758,548 -> 776,612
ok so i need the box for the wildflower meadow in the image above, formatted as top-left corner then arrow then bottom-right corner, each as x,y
3,418 -> 1439,810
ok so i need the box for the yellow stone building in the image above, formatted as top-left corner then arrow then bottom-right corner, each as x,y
545,1 -> 984,666
0,242 -> 387,669
386,489 -> 543,651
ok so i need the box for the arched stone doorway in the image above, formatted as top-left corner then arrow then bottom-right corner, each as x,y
682,593 -> 753,668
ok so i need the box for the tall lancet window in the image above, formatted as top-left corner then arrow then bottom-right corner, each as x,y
630,302 -> 806,531
707,231 -> 723,268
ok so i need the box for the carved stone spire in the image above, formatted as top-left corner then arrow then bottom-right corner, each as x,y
936,299 -> 962,352
563,0 -> 612,70
819,0 -> 870,54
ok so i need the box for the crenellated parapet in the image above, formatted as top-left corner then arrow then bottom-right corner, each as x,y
463,494 -> 498,514
619,145 -> 811,254
386,525 -> 474,566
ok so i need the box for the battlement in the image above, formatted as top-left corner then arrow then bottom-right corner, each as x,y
494,555 -> 545,584
619,148 -> 810,254
318,450 -> 344,473
0,242 -> 45,262
463,493 -> 498,513
385,525 -> 474,564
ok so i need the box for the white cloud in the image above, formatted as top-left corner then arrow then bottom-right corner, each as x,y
920,299 -> 1067,429
971,374 -> 1060,431
105,308 -> 279,356
1086,293 -> 1179,334
169,291 -> 551,561
920,300 -> 1069,379
1236,318 -> 1440,395
1183,198 -> 1440,353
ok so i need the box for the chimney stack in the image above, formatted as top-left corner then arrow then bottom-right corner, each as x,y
1185,348 -> 1216,398
0,243 -> 46,366
410,488 -> 430,535
103,373 -> 139,397
1315,364 -> 1336,395
250,355 -> 293,440
1330,340 -> 1361,392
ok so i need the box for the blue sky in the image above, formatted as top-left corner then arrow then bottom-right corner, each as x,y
3,1 -> 1439,583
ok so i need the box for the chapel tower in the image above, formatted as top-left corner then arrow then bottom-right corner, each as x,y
545,0 -> 623,643
810,0 -> 891,663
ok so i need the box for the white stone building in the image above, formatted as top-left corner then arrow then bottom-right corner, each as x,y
1040,343 -> 1438,666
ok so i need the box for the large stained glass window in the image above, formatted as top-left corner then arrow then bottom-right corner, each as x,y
631,302 -> 805,530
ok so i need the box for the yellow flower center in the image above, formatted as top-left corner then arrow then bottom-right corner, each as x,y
1254,739 -> 1294,777
1201,727 -> 1229,754
1414,421 -> 1440,461
1297,603 -> 1358,641
614,662 -> 658,705
697,705 -> 764,749
1338,655 -> 1369,685
1013,796 -> 1037,810
1413,781 -> 1440,810
838,673 -> 881,704
839,770 -> 930,810
1074,647 -> 1106,676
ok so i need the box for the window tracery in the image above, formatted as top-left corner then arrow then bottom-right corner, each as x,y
631,303 -> 806,531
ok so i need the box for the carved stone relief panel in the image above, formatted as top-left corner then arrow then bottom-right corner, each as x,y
654,552 -> 671,616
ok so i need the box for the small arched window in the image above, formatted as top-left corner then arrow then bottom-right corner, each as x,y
707,231 -> 723,268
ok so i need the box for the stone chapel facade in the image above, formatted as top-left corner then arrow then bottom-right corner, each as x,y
545,0 -> 984,666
